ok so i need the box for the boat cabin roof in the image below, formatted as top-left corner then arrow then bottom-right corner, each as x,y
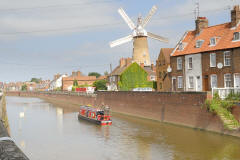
80,105 -> 104,112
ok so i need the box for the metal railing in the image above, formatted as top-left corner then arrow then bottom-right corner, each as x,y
38,91 -> 97,97
212,87 -> 240,99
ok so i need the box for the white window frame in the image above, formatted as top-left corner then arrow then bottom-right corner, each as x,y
196,40 -> 204,48
210,53 -> 216,67
233,32 -> 240,41
188,76 -> 194,89
178,76 -> 183,89
210,74 -> 217,89
188,57 -> 193,70
210,37 -> 216,46
224,74 -> 232,88
234,73 -> 240,88
177,57 -> 182,70
224,51 -> 231,66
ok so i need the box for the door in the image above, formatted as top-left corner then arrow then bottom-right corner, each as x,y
204,75 -> 209,91
196,76 -> 201,91
234,73 -> 240,88
172,77 -> 176,91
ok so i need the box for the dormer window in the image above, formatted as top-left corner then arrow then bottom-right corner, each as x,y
196,40 -> 204,48
178,42 -> 187,51
233,32 -> 240,41
210,37 -> 216,46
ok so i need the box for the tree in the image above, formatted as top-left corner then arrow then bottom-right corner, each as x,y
30,78 -> 41,83
73,80 -> 78,86
104,71 -> 109,76
88,72 -> 101,78
72,80 -> 79,91
93,80 -> 107,91
21,84 -> 27,91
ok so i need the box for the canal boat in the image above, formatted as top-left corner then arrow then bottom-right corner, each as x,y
78,105 -> 112,125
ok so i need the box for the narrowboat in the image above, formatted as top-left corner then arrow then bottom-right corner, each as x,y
78,105 -> 112,125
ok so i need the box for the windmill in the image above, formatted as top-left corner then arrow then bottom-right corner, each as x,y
109,5 -> 168,66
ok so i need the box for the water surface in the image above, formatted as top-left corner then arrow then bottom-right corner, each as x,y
6,96 -> 240,160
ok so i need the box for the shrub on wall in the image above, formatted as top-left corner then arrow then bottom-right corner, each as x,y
118,63 -> 153,91
205,93 -> 240,130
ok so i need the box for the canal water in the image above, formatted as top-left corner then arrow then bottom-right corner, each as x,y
6,96 -> 240,160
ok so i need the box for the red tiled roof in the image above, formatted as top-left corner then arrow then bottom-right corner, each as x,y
172,22 -> 240,56
158,48 -> 174,64
63,76 -> 96,81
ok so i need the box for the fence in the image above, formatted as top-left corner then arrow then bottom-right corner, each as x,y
212,88 -> 240,99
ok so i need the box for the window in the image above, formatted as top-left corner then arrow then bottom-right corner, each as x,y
150,76 -> 155,81
188,57 -> 193,69
211,75 -> 217,88
177,57 -> 182,70
224,51 -> 231,66
189,76 -> 194,88
210,53 -> 216,67
178,76 -> 183,88
210,37 -> 216,46
159,83 -> 162,89
196,40 -> 204,48
233,32 -> 240,41
159,72 -> 162,78
178,42 -> 187,51
224,74 -> 232,88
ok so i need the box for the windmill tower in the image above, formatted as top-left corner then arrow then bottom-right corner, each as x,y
110,5 -> 168,66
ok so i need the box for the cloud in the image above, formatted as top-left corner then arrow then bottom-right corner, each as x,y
0,0 -> 122,37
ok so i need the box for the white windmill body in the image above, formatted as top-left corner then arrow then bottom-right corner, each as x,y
110,5 -> 168,66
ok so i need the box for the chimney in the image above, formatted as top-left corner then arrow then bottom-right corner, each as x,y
77,71 -> 81,77
195,17 -> 208,34
151,63 -> 154,70
140,63 -> 144,68
119,58 -> 126,67
231,5 -> 240,27
126,58 -> 132,65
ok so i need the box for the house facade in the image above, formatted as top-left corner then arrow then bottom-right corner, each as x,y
170,5 -> 240,92
107,57 -> 156,91
49,74 -> 67,91
62,71 -> 98,91
156,48 -> 174,91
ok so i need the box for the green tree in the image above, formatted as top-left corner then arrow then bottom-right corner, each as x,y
93,80 -> 107,91
72,80 -> 79,91
73,80 -> 78,86
104,71 -> 109,76
30,78 -> 41,83
88,72 -> 101,78
21,84 -> 27,91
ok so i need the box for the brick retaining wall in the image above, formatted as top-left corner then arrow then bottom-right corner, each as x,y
7,91 -> 240,138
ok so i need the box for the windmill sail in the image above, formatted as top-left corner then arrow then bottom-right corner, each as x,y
110,35 -> 133,48
118,8 -> 136,30
147,32 -> 169,43
142,5 -> 157,27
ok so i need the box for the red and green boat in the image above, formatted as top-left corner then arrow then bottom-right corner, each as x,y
78,105 -> 112,125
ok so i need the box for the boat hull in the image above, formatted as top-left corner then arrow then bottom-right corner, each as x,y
78,114 -> 112,125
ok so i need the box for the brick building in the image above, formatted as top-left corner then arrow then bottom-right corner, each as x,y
62,71 -> 104,91
170,5 -> 240,92
156,48 -> 174,91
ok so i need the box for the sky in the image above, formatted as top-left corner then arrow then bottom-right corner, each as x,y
0,0 -> 239,82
